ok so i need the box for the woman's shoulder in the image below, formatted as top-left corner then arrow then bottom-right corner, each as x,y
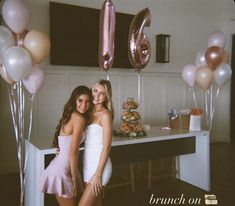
101,110 -> 112,121
71,112 -> 86,122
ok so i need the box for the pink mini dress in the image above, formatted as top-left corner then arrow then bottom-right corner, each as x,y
39,135 -> 75,198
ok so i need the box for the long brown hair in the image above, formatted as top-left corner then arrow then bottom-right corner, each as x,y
52,86 -> 92,148
92,79 -> 114,119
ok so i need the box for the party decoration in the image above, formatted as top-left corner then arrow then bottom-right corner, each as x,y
23,65 -> 44,94
195,49 -> 207,68
128,8 -> 151,70
0,25 -> 15,61
182,64 -> 197,87
0,65 -> 15,85
208,31 -> 226,49
2,0 -> 30,34
205,46 -> 223,70
214,63 -> 232,88
0,1 -> 51,206
182,30 -> 232,131
24,30 -> 51,63
128,8 -> 151,103
196,66 -> 213,90
98,0 -> 116,79
3,46 -> 32,82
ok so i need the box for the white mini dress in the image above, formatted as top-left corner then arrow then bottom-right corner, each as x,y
83,111 -> 112,186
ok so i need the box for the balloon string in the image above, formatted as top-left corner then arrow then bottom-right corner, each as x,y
17,82 -> 25,206
137,71 -> 141,103
8,86 -> 19,148
210,84 -> 213,122
209,87 -> 220,130
191,87 -> 197,108
204,90 -> 210,128
106,71 -> 109,81
24,95 -> 35,172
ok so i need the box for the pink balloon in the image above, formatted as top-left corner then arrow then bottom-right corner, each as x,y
98,0 -> 116,71
182,64 -> 197,87
23,65 -> 44,94
2,0 -> 30,34
208,31 -> 226,49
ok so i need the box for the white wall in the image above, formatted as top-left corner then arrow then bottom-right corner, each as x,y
0,0 -> 234,174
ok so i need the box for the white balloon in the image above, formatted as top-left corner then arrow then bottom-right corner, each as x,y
208,31 -> 226,48
182,64 -> 197,87
214,63 -> 232,88
3,46 -> 32,82
0,25 -> 15,61
195,49 -> 207,68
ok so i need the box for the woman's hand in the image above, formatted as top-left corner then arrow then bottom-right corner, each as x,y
89,175 -> 103,196
55,147 -> 60,156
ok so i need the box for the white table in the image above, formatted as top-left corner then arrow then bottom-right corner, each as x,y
25,126 -> 210,206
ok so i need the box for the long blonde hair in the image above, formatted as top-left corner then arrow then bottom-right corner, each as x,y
92,79 -> 114,119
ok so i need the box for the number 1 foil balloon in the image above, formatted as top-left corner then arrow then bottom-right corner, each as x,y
98,0 -> 116,80
128,8 -> 151,71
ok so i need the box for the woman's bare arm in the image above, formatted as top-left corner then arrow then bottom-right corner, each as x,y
70,113 -> 86,195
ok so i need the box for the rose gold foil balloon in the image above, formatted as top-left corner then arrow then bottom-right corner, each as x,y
128,8 -> 151,70
205,46 -> 224,71
196,66 -> 213,90
98,0 -> 116,71
24,30 -> 51,63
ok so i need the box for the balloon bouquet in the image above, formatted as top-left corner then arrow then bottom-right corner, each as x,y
128,8 -> 151,102
182,31 -> 232,130
0,0 -> 50,205
98,0 -> 116,80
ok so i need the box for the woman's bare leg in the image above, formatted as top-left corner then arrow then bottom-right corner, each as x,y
78,183 -> 103,206
56,195 -> 76,206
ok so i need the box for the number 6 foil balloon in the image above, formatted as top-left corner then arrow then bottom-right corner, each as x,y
98,0 -> 116,72
128,8 -> 151,70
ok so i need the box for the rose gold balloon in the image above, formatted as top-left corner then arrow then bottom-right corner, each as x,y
205,46 -> 224,70
128,8 -> 151,70
24,30 -> 51,63
196,66 -> 213,90
0,65 -> 15,85
98,0 -> 116,71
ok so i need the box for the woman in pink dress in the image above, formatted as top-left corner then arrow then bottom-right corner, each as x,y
78,80 -> 114,206
40,85 -> 92,206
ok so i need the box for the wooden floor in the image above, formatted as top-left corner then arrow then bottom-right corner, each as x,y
0,142 -> 235,206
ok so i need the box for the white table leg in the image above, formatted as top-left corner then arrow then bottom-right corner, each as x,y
177,133 -> 210,191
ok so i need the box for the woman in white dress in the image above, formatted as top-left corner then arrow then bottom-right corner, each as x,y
78,80 -> 114,206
